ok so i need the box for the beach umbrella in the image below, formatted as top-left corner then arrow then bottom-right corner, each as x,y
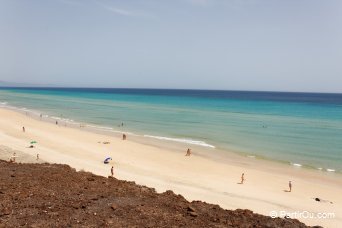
30,141 -> 37,144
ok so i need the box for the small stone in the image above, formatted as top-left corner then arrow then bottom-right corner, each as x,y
111,203 -> 117,210
189,211 -> 198,217
187,206 -> 195,212
106,219 -> 114,225
1,208 -> 11,216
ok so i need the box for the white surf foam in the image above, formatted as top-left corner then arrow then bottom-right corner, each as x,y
86,124 -> 114,131
291,163 -> 302,167
51,116 -> 62,120
84,124 -> 136,136
326,169 -> 335,172
49,116 -> 78,125
144,135 -> 215,148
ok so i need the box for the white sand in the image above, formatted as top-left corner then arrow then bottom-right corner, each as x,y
0,108 -> 341,227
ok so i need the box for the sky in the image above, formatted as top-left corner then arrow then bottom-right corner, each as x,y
0,0 -> 341,92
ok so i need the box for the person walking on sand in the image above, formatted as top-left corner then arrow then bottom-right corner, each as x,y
240,173 -> 245,184
22,126 -> 25,133
36,153 -> 39,161
12,152 -> 17,163
185,148 -> 191,156
111,166 -> 114,177
122,134 -> 126,140
56,121 -> 58,125
289,181 -> 292,192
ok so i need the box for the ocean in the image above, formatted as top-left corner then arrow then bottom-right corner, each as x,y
0,87 -> 341,173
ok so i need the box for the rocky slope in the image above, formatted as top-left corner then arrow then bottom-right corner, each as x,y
0,160 -> 315,227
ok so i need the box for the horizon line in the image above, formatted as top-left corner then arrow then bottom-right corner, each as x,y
0,86 -> 341,95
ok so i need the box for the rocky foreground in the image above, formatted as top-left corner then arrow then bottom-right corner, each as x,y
0,160 -> 315,227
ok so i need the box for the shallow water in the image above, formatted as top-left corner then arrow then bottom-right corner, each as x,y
1,88 -> 341,172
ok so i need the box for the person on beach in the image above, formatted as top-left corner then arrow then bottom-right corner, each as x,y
185,148 -> 191,156
36,154 -> 39,161
40,114 -> 42,119
11,152 -> 17,163
240,173 -> 245,184
22,126 -> 25,133
56,121 -> 58,125
288,181 -> 292,192
9,153 -> 16,163
111,166 -> 114,177
122,134 -> 126,140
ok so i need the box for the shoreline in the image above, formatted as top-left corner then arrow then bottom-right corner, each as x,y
1,103 -> 340,175
0,107 -> 341,227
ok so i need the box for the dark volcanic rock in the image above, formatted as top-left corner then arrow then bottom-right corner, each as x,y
0,160 -> 312,227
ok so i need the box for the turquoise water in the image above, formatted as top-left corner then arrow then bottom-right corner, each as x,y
0,88 -> 341,172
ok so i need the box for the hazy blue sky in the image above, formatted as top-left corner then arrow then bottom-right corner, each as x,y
0,0 -> 341,92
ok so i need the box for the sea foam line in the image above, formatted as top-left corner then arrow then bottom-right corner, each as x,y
144,135 -> 215,148
5,104 -> 43,117
86,124 -> 114,131
85,124 -> 137,136
326,169 -> 335,172
291,163 -> 302,167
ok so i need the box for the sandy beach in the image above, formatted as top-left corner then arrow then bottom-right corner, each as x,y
0,108 -> 341,227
